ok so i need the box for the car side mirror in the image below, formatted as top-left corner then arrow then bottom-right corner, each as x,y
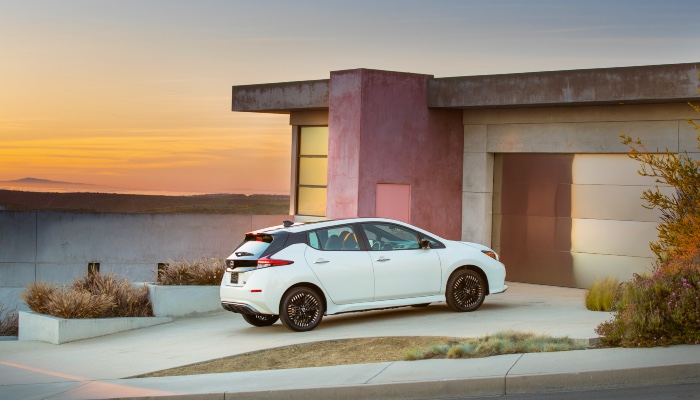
420,239 -> 431,249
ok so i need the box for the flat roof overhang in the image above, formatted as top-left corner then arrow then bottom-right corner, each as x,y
231,63 -> 700,113
428,62 -> 700,109
232,79 -> 329,113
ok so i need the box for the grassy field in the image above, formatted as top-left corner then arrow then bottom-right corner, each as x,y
0,190 -> 289,214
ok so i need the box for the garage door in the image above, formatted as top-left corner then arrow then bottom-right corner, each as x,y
492,153 -> 662,288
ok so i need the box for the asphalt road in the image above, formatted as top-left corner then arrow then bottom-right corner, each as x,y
444,382 -> 700,400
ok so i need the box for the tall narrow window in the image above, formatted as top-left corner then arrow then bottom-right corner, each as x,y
297,126 -> 328,216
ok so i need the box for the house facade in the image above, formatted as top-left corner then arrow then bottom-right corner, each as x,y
232,63 -> 700,288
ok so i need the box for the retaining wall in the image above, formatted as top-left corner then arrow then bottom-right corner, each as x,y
0,211 -> 289,310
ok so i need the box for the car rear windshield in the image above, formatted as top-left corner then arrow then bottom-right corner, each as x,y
234,234 -> 274,258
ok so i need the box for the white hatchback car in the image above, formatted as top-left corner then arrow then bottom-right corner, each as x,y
220,218 -> 507,332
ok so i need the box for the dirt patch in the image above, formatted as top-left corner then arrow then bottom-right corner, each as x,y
137,336 -> 459,377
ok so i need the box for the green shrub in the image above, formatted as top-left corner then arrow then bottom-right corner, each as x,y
596,254 -> 700,347
21,273 -> 153,319
0,302 -> 19,336
157,258 -> 224,286
585,277 -> 621,311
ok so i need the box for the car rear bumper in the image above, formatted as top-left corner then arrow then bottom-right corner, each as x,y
220,301 -> 260,315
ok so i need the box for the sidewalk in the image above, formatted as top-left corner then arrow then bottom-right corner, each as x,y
1,282 -> 699,399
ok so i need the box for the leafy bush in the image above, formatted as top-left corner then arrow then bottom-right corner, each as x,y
596,254 -> 700,347
157,258 -> 224,286
585,277 -> 621,311
598,100 -> 700,347
22,273 -> 153,319
0,302 -> 19,336
619,104 -> 700,263
402,331 -> 585,361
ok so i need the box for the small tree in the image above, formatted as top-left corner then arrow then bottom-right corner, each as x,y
620,102 -> 700,263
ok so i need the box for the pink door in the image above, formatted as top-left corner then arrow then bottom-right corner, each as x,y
375,184 -> 410,223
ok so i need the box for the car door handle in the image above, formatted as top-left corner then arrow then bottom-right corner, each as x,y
375,257 -> 390,262
313,259 -> 330,264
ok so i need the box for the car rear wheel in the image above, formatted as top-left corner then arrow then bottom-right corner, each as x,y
242,313 -> 279,327
280,287 -> 323,332
446,269 -> 485,312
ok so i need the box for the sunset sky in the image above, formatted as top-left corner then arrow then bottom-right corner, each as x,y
1,1 -> 699,195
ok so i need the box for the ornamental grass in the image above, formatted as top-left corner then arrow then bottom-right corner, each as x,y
156,258 -> 225,286
21,273 -> 153,319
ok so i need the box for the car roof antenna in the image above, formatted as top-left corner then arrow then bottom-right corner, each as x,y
283,220 -> 294,228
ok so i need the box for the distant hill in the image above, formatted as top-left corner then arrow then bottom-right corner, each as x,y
0,189 -> 290,214
4,177 -> 93,186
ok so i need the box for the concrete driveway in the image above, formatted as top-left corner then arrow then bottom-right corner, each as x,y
0,282 -> 611,384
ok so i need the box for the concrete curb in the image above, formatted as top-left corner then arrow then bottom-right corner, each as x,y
23,346 -> 698,400
18,311 -> 172,344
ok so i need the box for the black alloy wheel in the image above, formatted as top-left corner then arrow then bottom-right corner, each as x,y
280,287 -> 323,332
446,269 -> 485,312
242,313 -> 279,327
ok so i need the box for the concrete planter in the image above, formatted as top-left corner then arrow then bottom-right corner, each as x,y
18,311 -> 172,344
147,284 -> 221,317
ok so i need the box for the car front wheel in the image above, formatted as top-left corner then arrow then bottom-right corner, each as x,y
446,269 -> 485,312
242,313 -> 279,327
280,287 -> 323,332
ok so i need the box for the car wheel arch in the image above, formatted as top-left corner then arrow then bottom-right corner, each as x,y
282,282 -> 328,314
448,265 -> 490,295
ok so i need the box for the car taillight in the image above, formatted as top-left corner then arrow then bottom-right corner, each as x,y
257,257 -> 294,268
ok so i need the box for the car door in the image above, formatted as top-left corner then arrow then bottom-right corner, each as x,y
304,225 -> 374,305
361,222 -> 441,301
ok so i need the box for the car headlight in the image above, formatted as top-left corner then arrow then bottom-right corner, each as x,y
481,250 -> 499,261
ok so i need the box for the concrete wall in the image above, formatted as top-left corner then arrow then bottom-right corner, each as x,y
463,102 -> 698,288
326,69 -> 464,240
0,212 -> 288,310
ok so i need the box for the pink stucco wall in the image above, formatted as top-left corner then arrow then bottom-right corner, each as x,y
326,69 -> 463,239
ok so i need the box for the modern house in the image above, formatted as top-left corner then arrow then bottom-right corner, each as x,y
231,63 -> 700,288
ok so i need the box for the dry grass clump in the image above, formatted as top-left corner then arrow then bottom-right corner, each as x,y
402,331 -> 585,361
21,281 -> 56,315
585,276 -> 621,311
0,302 -> 19,336
157,258 -> 224,286
21,273 -> 153,319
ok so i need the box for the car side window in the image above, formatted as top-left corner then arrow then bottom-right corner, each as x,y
308,225 -> 360,251
361,223 -> 421,251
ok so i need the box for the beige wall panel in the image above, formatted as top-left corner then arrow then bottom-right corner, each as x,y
462,191 -> 492,246
687,152 -> 700,163
462,152 -> 494,193
289,110 -> 329,126
572,253 -> 654,289
463,103 -> 691,125
486,120 -> 678,153
571,218 -> 657,258
571,184 -> 668,222
464,124 -> 488,152
679,120 -> 700,153
571,154 -> 672,186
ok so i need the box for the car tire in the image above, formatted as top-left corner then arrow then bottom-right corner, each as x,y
279,287 -> 323,332
446,269 -> 485,312
242,313 -> 279,327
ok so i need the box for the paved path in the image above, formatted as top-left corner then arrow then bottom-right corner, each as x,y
1,282 -> 698,399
